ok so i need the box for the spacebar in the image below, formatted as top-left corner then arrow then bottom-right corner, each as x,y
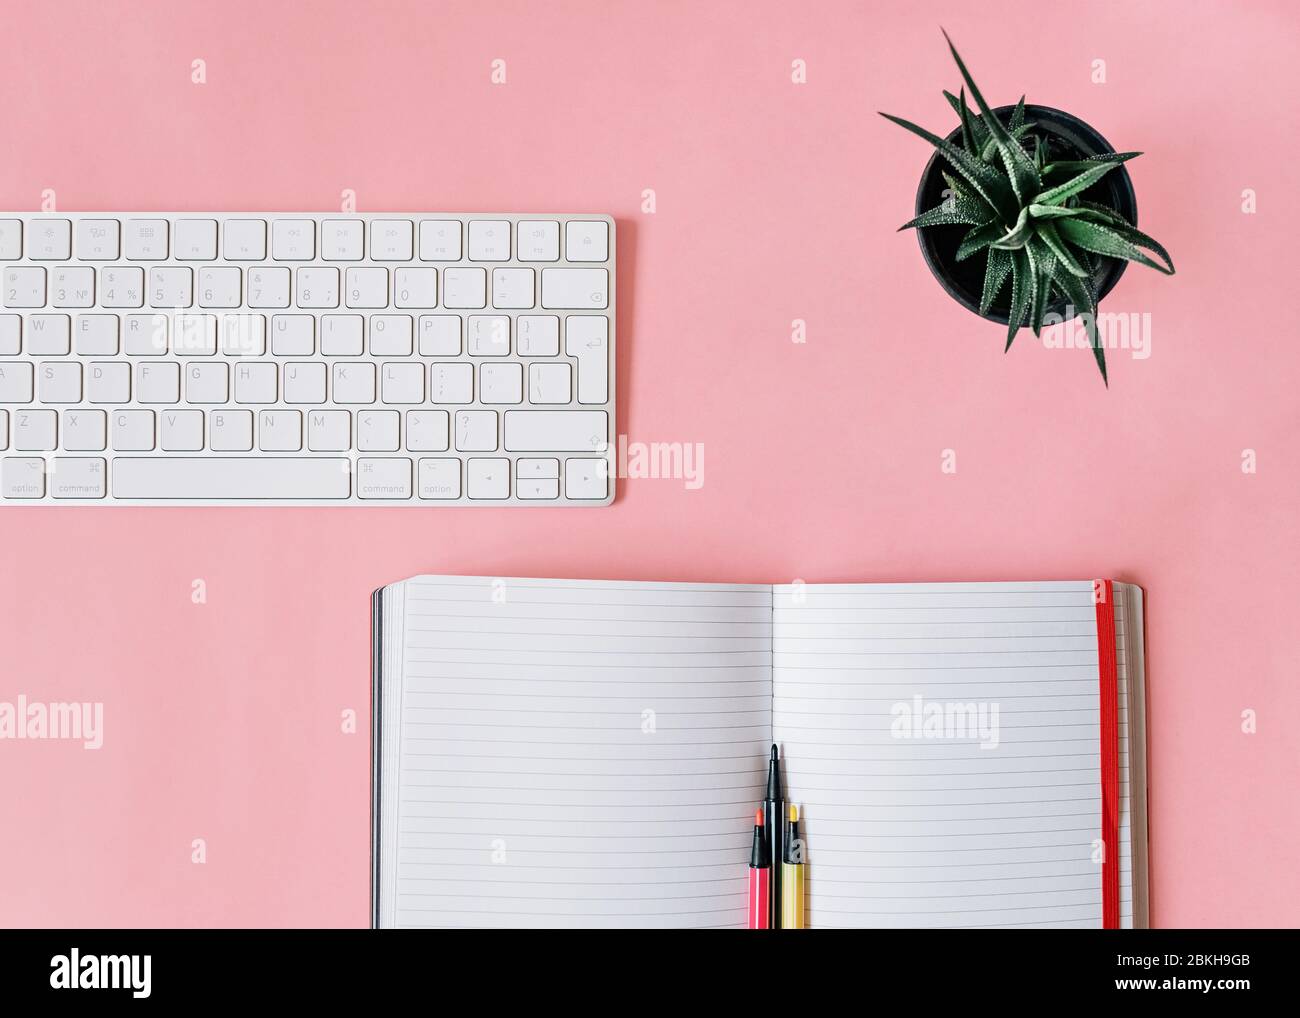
113,458 -> 351,500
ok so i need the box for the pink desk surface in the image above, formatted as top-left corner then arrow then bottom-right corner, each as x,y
1,0 -> 1297,928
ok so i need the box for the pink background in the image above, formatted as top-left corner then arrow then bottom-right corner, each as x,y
2,0 -> 1297,927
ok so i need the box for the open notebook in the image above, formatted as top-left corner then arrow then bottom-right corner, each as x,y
371,576 -> 1148,929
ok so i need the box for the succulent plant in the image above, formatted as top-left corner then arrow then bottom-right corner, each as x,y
882,32 -> 1175,383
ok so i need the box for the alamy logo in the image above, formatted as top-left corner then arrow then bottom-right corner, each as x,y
0,695 -> 102,749
50,949 -> 151,998
890,695 -> 1001,750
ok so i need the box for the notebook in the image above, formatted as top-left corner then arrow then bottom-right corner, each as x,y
371,576 -> 1148,929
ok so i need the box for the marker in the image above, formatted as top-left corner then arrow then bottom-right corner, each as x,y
747,809 -> 770,929
763,744 -> 784,928
781,804 -> 807,929
781,804 -> 806,929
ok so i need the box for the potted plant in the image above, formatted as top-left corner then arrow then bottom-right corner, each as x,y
882,32 -> 1175,383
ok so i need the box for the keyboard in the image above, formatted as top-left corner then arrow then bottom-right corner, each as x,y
0,213 -> 615,505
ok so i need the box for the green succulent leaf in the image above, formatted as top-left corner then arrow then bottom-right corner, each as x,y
942,30 -> 1041,203
1006,249 -> 1031,351
1027,203 -> 1085,220
943,89 -> 981,156
1074,201 -> 1176,273
1056,218 -> 1176,274
1042,151 -> 1141,177
898,195 -> 993,230
880,112 -> 1019,223
1009,96 -> 1026,130
1054,267 -> 1106,384
955,220 -> 1005,260
1033,161 -> 1120,206
979,122 -> 1035,164
1025,237 -> 1058,335
1038,220 -> 1090,277
990,207 -> 1034,250
980,247 -> 1013,316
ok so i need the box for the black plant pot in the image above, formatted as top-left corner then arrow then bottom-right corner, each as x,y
914,104 -> 1138,325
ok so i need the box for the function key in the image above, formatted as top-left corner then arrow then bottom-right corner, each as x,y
565,220 -> 608,262
321,220 -> 364,261
225,220 -> 267,260
272,219 -> 316,261
468,220 -> 510,261
76,220 -> 120,261
27,219 -> 72,260
175,219 -> 218,260
419,220 -> 462,261
0,221 -> 21,260
517,221 -> 559,262
124,219 -> 169,260
371,220 -> 414,261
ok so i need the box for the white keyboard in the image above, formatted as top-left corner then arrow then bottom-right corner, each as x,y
0,213 -> 614,505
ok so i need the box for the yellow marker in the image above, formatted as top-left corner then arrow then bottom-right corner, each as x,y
781,804 -> 806,929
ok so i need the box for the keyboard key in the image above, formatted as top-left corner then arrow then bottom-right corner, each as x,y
518,477 -> 560,499
175,219 -> 218,260
467,457 -> 509,498
28,219 -> 71,260
100,267 -> 144,308
27,315 -> 70,356
2,457 -> 45,498
370,315 -> 412,356
137,362 -> 180,403
0,221 -> 22,260
150,266 -> 193,308
49,457 -> 106,499
566,315 -> 609,404
381,362 -> 423,403
75,220 -> 120,260
357,457 -> 411,499
503,410 -> 607,452
529,362 -> 571,404
542,268 -> 608,309
0,316 -> 19,354
431,363 -> 473,404
235,362 -> 279,403
0,362 -> 34,402
308,410 -> 350,451
358,410 -> 400,451
4,267 -> 45,307
198,266 -> 242,308
418,221 -> 461,261
565,457 -> 609,500
38,362 -> 81,403
333,362 -> 376,403
63,409 -> 107,451
113,457 -> 351,499
185,362 -> 228,403
210,409 -> 253,451
370,220 -> 413,261
123,313 -> 168,355
516,457 -> 559,479
405,410 -> 449,451
418,315 -> 460,356
258,410 -> 302,451
492,267 -> 534,309
297,267 -> 339,308
566,220 -> 609,261
468,316 -> 510,356
455,410 -> 498,451
87,362 -> 130,403
321,315 -> 364,356
14,409 -> 57,450
75,314 -> 119,354
480,363 -> 523,404
111,409 -> 155,451
282,362 -> 324,404
518,221 -> 559,261
160,410 -> 204,451
51,267 -> 94,308
468,221 -> 510,261
272,219 -> 315,260
124,220 -> 168,260
346,267 -> 388,309
224,220 -> 266,260
443,267 -> 486,309
321,220 -> 364,260
174,313 -> 217,356
417,457 -> 460,499
0,409 -> 7,448
247,267 -> 291,308
517,316 -> 559,356
271,315 -> 315,356
221,314 -> 266,356
394,268 -> 437,308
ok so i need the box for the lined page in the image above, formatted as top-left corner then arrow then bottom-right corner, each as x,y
772,581 -> 1135,929
379,577 -> 771,929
